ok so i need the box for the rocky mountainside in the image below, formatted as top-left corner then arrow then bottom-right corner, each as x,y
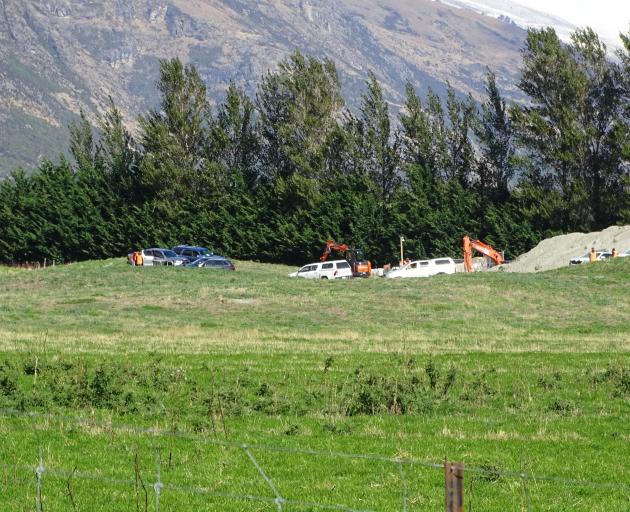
0,0 -> 528,174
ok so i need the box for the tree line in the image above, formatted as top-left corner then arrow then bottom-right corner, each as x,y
1,27 -> 629,265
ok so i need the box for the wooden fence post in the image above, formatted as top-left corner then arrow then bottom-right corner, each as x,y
445,459 -> 464,512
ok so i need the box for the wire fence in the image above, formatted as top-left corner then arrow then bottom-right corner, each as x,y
1,409 -> 629,511
1,259 -> 57,269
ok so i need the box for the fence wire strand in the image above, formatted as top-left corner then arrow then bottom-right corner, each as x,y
0,462 -> 374,512
1,408 -> 629,512
242,445 -> 284,510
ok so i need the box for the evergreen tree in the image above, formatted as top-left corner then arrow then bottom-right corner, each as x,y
69,111 -> 100,172
444,86 -> 477,186
358,71 -> 400,205
257,50 -> 344,183
513,27 -> 629,230
98,98 -> 140,202
139,58 -> 213,201
212,84 -> 260,190
474,70 -> 515,201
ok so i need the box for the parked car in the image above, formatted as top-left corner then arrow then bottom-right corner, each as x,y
172,245 -> 214,263
142,248 -> 187,266
385,257 -> 456,278
185,256 -> 235,270
569,250 -> 610,265
289,260 -> 353,280
619,249 -> 630,258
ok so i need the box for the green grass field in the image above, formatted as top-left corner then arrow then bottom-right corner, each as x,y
0,258 -> 629,511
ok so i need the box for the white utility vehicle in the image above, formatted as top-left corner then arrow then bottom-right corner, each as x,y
385,258 -> 456,278
289,260 -> 353,280
569,250 -> 611,265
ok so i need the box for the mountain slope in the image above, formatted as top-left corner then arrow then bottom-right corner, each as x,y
0,0 -> 528,174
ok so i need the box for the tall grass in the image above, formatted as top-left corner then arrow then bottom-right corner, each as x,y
0,258 -> 628,510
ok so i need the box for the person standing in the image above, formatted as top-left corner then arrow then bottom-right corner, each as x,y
133,251 -> 144,266
588,247 -> 597,263
611,248 -> 618,258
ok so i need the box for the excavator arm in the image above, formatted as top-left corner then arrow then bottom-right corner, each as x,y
463,235 -> 504,272
321,239 -> 350,261
320,239 -> 372,277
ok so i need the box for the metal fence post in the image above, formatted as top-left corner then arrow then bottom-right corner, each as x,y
154,453 -> 162,512
36,447 -> 44,512
521,471 -> 532,512
444,459 -> 464,512
397,460 -> 408,512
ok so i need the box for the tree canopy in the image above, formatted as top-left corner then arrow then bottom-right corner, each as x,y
1,35 -> 629,265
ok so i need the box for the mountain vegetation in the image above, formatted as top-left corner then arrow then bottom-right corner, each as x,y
0,27 -> 629,265
0,0 -> 527,173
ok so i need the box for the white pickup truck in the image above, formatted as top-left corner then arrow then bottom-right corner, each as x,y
289,260 -> 354,280
385,257 -> 456,279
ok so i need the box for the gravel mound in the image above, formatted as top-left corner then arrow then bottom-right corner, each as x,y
501,225 -> 630,273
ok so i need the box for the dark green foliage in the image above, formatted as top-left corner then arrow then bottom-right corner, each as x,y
586,364 -> 630,398
1,29 -> 629,265
546,397 -> 576,415
474,70 -> 515,201
513,28 -> 629,232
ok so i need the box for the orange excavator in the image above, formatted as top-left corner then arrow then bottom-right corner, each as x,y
321,239 -> 372,277
463,235 -> 504,272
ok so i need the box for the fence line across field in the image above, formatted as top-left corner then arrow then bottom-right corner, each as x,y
0,462 -> 373,512
1,408 -> 629,510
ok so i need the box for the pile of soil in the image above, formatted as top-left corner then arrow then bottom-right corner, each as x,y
501,225 -> 630,273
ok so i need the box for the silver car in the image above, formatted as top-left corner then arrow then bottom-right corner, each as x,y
142,248 -> 187,266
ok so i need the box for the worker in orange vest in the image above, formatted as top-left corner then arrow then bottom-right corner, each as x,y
133,251 -> 144,266
611,248 -> 618,258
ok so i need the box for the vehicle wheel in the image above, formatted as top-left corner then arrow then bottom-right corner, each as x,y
437,272 -> 446,275
321,276 -> 328,280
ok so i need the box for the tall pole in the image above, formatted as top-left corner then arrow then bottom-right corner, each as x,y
399,236 -> 405,266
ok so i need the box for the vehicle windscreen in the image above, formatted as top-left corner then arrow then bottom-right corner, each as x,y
163,250 -> 178,258
337,261 -> 350,269
206,259 -> 230,267
199,249 -> 213,256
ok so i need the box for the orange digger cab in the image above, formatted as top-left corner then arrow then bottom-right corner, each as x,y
463,236 -> 504,272
321,240 -> 372,277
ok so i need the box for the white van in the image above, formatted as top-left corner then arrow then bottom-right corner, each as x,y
385,257 -> 456,278
289,260 -> 353,280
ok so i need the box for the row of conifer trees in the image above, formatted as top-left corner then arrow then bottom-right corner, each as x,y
0,27 -> 628,264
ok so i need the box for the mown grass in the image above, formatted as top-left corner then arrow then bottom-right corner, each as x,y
1,258 -> 628,354
0,258 -> 629,510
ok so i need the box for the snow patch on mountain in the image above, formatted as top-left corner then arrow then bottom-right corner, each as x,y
437,0 -> 577,44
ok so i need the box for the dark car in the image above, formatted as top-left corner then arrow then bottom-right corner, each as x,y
185,256 -> 235,271
172,245 -> 214,263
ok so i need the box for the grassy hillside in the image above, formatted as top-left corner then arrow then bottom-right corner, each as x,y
1,258 -> 628,354
0,259 -> 629,510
